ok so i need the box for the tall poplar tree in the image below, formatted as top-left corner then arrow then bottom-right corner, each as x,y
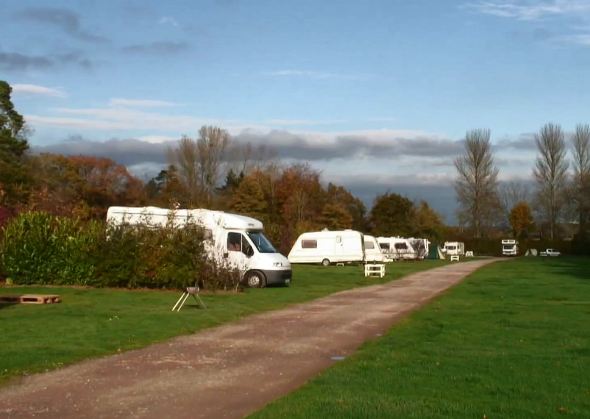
454,129 -> 499,238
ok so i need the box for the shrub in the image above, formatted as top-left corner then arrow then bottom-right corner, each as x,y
0,212 -> 99,285
0,211 -> 242,290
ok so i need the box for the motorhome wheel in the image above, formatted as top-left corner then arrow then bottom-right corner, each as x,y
321,258 -> 330,266
245,270 -> 267,288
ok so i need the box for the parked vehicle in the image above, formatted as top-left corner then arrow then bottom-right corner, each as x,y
363,235 -> 386,263
540,248 -> 561,257
442,241 -> 465,257
376,237 -> 417,261
106,206 -> 291,287
288,229 -> 364,266
502,239 -> 518,256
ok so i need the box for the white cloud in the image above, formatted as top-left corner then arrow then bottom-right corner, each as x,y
467,0 -> 590,20
12,83 -> 66,97
158,16 -> 180,27
109,98 -> 178,108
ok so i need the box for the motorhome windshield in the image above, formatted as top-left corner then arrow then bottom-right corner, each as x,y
247,231 -> 277,253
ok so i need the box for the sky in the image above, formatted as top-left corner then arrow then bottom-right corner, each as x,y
2,0 -> 590,221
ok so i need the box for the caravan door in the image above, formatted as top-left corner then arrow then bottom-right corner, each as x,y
226,231 -> 254,272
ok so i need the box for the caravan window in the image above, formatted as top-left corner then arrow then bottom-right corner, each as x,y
364,241 -> 375,249
302,240 -> 317,249
379,243 -> 390,250
394,243 -> 408,250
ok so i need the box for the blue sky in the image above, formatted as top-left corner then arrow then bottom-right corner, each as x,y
3,0 -> 590,220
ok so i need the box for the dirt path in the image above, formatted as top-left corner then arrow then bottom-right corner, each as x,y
0,259 -> 499,418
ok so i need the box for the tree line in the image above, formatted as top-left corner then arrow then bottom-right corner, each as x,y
0,81 -> 444,254
455,125 -> 590,245
5,79 -> 585,253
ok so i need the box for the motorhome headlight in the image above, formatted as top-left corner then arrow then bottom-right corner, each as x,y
273,262 -> 283,267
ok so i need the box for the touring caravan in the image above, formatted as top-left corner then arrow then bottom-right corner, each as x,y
442,241 -> 465,256
288,230 -> 364,266
376,237 -> 417,261
364,235 -> 386,263
502,239 -> 518,256
106,206 -> 291,288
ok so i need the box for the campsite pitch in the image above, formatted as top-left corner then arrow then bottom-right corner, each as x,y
0,259 -> 498,418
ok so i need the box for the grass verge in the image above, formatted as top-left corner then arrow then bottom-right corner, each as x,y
251,257 -> 590,418
0,260 -> 446,384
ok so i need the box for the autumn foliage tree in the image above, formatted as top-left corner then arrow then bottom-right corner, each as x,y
27,154 -> 145,219
509,201 -> 534,239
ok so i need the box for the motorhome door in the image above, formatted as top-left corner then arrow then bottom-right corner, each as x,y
226,231 -> 253,271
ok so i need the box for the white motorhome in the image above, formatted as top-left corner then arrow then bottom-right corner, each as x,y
106,206 -> 291,288
442,241 -> 465,256
363,235 -> 386,263
376,237 -> 416,261
288,230 -> 364,266
502,239 -> 518,256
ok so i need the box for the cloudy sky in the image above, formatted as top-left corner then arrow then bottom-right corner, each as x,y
3,0 -> 590,221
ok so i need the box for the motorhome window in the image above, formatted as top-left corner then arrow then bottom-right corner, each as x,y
241,235 -> 254,257
246,231 -> 277,253
447,246 -> 456,251
394,243 -> 408,250
379,243 -> 390,250
227,232 -> 241,252
302,240 -> 317,249
365,241 -> 375,249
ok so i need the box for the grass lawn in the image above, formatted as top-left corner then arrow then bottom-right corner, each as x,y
251,257 -> 590,419
0,260 -> 446,384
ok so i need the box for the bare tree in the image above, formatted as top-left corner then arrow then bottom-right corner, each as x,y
168,126 -> 230,207
167,136 -> 201,205
571,123 -> 590,233
197,126 -> 230,206
454,129 -> 500,238
533,123 -> 569,240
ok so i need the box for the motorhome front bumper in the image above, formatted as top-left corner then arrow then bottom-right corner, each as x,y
262,269 -> 292,286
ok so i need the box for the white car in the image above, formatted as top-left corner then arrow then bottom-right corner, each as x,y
540,248 -> 561,257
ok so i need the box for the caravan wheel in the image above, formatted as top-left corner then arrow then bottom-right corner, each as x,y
245,270 -> 267,288
321,258 -> 330,266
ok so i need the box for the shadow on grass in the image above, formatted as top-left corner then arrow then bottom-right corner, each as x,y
533,255 -> 590,282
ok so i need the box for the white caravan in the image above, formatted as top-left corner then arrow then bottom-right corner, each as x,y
364,235 -> 386,263
376,237 -> 417,261
106,206 -> 291,288
442,241 -> 465,256
288,230 -> 364,266
502,239 -> 518,256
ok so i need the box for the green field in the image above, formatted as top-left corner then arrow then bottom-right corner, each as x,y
0,260 -> 445,384
251,257 -> 590,418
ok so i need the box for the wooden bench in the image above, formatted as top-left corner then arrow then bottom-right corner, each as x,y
364,264 -> 386,278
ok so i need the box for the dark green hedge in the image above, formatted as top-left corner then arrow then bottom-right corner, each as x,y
0,211 -> 240,290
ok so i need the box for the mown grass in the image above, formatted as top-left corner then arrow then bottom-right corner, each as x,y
0,260 -> 446,384
251,256 -> 590,418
